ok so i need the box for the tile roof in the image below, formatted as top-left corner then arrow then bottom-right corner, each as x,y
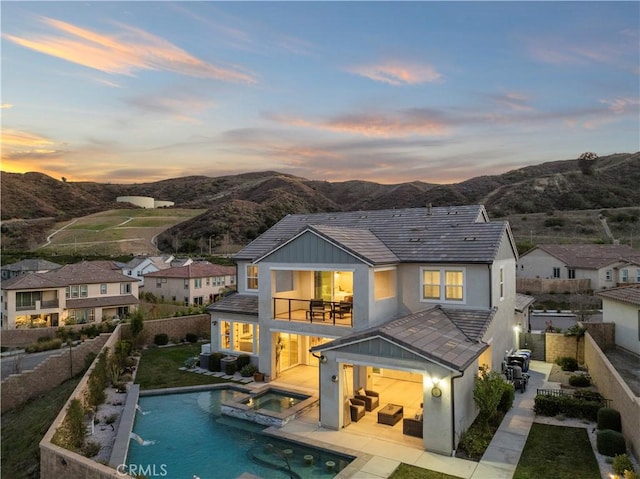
527,244 -> 640,269
2,259 -> 62,272
515,293 -> 536,312
596,284 -> 640,306
145,263 -> 236,279
237,205 -> 511,265
207,293 -> 259,316
66,294 -> 139,309
2,262 -> 135,290
312,305 -> 494,371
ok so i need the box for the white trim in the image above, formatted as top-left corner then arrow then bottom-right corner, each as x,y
419,266 -> 467,304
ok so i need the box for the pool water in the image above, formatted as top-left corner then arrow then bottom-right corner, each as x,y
244,390 -> 309,412
126,389 -> 353,479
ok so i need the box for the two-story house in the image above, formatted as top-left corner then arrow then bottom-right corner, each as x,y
144,262 -> 236,306
1,259 -> 62,280
518,244 -> 640,290
119,255 -> 184,287
1,262 -> 139,329
208,205 -> 522,455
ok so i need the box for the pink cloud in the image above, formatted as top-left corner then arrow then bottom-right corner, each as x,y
350,61 -> 442,85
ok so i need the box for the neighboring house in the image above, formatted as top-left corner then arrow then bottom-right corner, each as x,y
208,205 -> 522,455
1,259 -> 62,280
596,284 -> 640,355
1,262 -> 139,329
517,244 -> 640,290
120,255 -> 178,287
144,262 -> 236,306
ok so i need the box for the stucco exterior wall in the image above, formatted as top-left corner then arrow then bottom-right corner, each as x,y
601,298 -> 639,355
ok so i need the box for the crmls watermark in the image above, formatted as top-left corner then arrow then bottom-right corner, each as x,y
117,463 -> 168,477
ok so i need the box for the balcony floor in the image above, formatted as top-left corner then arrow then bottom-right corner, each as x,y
274,308 -> 352,327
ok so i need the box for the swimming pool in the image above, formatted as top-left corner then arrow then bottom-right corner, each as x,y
126,389 -> 353,479
244,389 -> 309,412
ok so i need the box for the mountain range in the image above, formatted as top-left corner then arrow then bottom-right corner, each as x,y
1,152 -> 638,253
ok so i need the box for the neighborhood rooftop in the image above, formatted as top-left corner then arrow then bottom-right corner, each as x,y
528,244 -> 640,269
144,263 -> 236,278
0,262 -> 134,290
596,284 -> 640,306
237,205 -> 514,264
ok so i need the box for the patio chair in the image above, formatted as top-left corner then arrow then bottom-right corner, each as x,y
355,387 -> 379,411
349,398 -> 366,422
333,301 -> 352,319
306,299 -> 329,321
403,404 -> 423,437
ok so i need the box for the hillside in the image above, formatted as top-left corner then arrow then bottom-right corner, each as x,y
1,152 -> 638,253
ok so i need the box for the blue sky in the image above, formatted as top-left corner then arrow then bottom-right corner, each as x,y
1,1 -> 638,184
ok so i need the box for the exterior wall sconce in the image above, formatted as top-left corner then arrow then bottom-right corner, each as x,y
331,375 -> 339,383
320,355 -> 327,363
212,320 -> 217,326
431,377 -> 442,398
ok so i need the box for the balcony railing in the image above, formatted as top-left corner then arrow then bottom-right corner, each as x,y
273,298 -> 353,327
15,299 -> 59,311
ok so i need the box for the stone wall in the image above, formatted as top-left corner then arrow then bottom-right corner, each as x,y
584,334 -> 639,459
120,314 -> 210,345
1,333 -> 110,413
39,325 -> 134,479
517,277 -> 590,294
0,322 -> 99,349
545,332 -> 584,365
583,322 -> 615,351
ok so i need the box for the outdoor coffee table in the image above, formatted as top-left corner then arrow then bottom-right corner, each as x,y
377,403 -> 403,426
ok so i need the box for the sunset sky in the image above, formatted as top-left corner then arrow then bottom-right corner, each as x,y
1,1 -> 638,185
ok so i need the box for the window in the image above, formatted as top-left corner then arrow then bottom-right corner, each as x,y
80,285 -> 88,298
247,265 -> 259,290
637,269 -> 640,283
100,284 -> 107,295
499,267 -> 505,300
121,283 -> 132,294
605,270 -> 612,281
374,269 -> 396,300
206,278 -> 210,285
552,267 -> 561,279
71,285 -> 79,298
220,320 -> 259,354
568,268 -> 576,279
68,308 -> 94,324
194,278 -> 202,289
421,268 -> 465,302
621,269 -> 629,283
184,279 -> 189,290
156,279 -> 162,288
16,291 -> 41,309
194,296 -> 203,305
184,297 -> 189,306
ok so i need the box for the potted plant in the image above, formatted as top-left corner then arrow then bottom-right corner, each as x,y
253,371 -> 265,382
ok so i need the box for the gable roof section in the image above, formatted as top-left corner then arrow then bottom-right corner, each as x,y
596,284 -> 640,306
237,205 -> 511,265
207,293 -> 258,316
515,293 -> 536,313
524,244 -> 640,269
312,305 -> 494,371
2,262 -> 134,290
2,259 -> 62,273
145,263 -> 236,279
66,294 -> 139,309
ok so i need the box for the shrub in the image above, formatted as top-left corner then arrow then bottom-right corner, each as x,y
84,351 -> 98,371
25,338 -> 62,353
597,429 -> 626,457
613,454 -> 635,475
497,382 -> 515,414
225,362 -> 237,375
458,424 -> 493,460
154,333 -> 169,346
185,332 -> 198,343
598,408 -> 622,432
209,352 -> 223,372
534,393 -> 602,421
86,352 -> 108,408
183,357 -> 198,369
237,354 -> 251,370
82,440 -> 102,458
240,364 -> 258,377
569,374 -> 591,387
473,365 -> 505,427
574,390 -> 603,402
625,471 -> 638,479
104,413 -> 119,425
120,373 -> 133,383
52,398 -> 85,451
555,356 -> 578,371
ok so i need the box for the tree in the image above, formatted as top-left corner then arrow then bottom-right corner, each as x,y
473,365 -> 505,428
129,309 -> 144,349
565,324 -> 587,363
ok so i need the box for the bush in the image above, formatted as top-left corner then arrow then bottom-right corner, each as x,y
84,351 -> 98,371
598,408 -> 622,432
185,332 -> 198,343
225,362 -> 237,375
497,382 -> 515,414
120,373 -> 133,383
597,429 -> 626,457
555,356 -> 578,371
209,352 -> 223,372
236,354 -> 251,370
534,393 -> 602,421
104,413 -> 119,425
613,454 -> 635,475
82,440 -> 102,458
569,374 -> 591,387
25,338 -> 62,353
240,364 -> 258,377
574,390 -> 603,402
458,424 -> 493,460
154,333 -> 169,346
184,357 -> 198,369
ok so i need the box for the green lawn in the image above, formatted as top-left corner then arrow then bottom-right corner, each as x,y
513,423 -> 601,479
135,343 -> 230,390
389,464 -> 463,479
1,375 -> 82,479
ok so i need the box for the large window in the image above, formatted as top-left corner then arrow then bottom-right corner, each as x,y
421,268 -> 465,302
247,265 -> 259,290
220,320 -> 259,354
68,309 -> 94,324
621,269 -> 629,283
16,291 -> 41,309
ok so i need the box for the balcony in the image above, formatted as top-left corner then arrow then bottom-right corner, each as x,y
16,299 -> 59,311
273,298 -> 353,327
